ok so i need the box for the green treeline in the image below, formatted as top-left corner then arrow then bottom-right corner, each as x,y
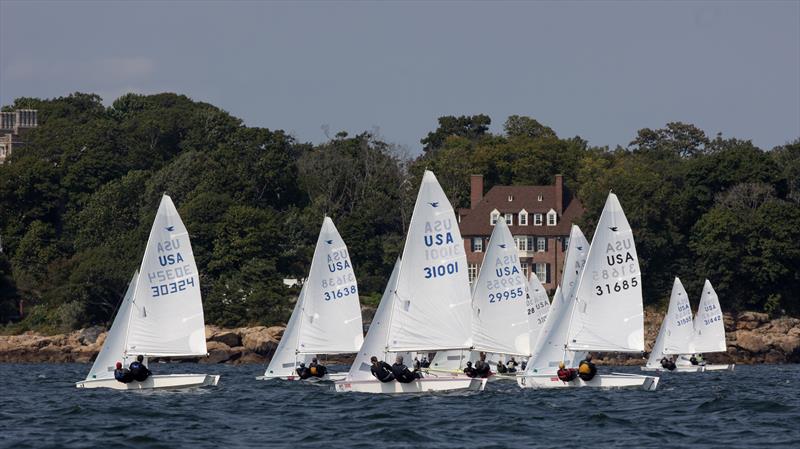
0,93 -> 798,333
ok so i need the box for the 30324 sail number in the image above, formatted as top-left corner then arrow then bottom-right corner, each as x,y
594,277 -> 638,296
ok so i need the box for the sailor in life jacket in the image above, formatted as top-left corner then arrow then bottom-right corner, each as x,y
114,362 -> 134,383
391,355 -> 422,383
556,361 -> 578,382
128,355 -> 152,382
296,362 -> 312,380
660,357 -> 677,371
474,353 -> 492,378
463,361 -> 477,378
420,356 -> 431,368
369,356 -> 395,383
577,354 -> 597,381
506,357 -> 519,373
495,360 -> 508,374
308,357 -> 327,378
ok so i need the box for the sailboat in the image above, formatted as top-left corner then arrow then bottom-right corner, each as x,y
677,280 -> 734,371
76,195 -> 220,390
642,277 -> 701,372
517,194 -> 659,390
335,171 -> 486,393
257,217 -> 363,381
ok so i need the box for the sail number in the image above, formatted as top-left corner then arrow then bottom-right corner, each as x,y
151,277 -> 195,297
423,261 -> 459,279
489,287 -> 524,303
324,285 -> 357,301
592,264 -> 637,281
675,316 -> 692,326
321,273 -> 355,289
526,300 -> 548,315
486,276 -> 524,290
594,277 -> 638,296
704,315 -> 721,326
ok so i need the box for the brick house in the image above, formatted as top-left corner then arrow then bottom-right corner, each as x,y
458,174 -> 584,291
0,109 -> 38,164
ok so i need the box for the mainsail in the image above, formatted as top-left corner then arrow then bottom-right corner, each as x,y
566,193 -> 645,353
526,271 -> 550,352
126,195 -> 207,358
471,220 -> 530,356
646,277 -> 694,367
692,280 -> 727,353
85,271 -> 138,380
386,171 -> 472,352
264,285 -> 314,377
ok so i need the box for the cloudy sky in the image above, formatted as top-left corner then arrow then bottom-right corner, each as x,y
1,1 -> 798,153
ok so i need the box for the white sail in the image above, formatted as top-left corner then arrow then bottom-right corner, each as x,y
692,280 -> 727,353
86,271 -> 138,380
646,277 -> 694,367
263,285 -> 314,377
347,259 -> 401,381
386,170 -> 472,352
126,195 -> 207,357
429,349 -> 470,372
296,217 -> 363,354
526,225 -> 589,374
471,220 -> 529,356
526,272 -> 550,353
566,193 -> 644,353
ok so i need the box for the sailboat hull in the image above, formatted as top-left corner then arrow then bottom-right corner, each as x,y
75,374 -> 220,390
255,373 -> 348,382
516,373 -> 659,391
641,365 -> 705,373
702,364 -> 735,372
334,376 -> 487,393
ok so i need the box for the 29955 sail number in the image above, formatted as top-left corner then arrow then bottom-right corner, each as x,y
594,277 -> 638,296
489,287 -> 524,303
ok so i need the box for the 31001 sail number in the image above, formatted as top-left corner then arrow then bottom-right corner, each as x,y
594,277 -> 638,296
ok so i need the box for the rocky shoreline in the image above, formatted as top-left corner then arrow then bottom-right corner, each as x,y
1,310 -> 798,365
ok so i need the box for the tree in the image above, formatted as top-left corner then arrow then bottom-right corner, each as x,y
504,115 -> 556,139
420,114 -> 491,152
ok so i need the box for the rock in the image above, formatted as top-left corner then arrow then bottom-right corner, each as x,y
767,335 -> 800,355
233,351 -> 267,365
733,330 -> 769,353
208,330 -> 241,348
200,341 -> 241,364
240,327 -> 280,356
737,321 -> 760,331
78,326 -> 105,345
764,349 -> 785,364
738,311 -> 769,324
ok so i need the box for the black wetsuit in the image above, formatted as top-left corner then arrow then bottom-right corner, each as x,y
371,361 -> 395,382
661,358 -> 676,371
392,362 -> 421,383
578,360 -> 597,381
308,362 -> 327,378
296,366 -> 312,379
129,361 -> 152,382
506,360 -> 518,373
475,361 -> 491,378
463,366 -> 477,378
420,358 -> 431,368
496,362 -> 507,374
114,368 -> 133,383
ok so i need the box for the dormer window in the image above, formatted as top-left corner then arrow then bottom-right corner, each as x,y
505,213 -> 513,225
490,209 -> 500,226
534,213 -> 543,226
537,194 -> 543,202
547,209 -> 557,226
518,209 -> 528,226
508,195 -> 514,202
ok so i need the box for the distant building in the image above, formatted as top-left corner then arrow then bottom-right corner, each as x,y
0,109 -> 38,164
458,174 -> 584,291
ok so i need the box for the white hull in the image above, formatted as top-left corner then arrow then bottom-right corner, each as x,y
641,365 -> 705,373
703,364 -> 735,372
334,376 -> 487,393
255,372 -> 347,382
516,372 -> 659,391
76,374 -> 220,390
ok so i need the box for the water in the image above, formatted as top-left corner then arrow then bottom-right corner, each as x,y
1,364 -> 798,449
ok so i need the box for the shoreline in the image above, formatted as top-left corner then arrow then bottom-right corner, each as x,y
1,310 -> 798,365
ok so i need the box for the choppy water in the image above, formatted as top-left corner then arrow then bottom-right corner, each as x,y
1,363 -> 798,448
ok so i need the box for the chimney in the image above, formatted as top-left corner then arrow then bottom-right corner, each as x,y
555,174 -> 563,214
470,175 -> 484,209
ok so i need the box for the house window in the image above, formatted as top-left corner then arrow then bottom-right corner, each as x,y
520,261 -> 529,278
468,264 -> 478,283
547,210 -> 557,226
536,237 -> 546,252
472,237 -> 483,252
537,194 -> 543,201
534,214 -> 543,226
514,236 -> 529,251
490,211 -> 499,225
519,212 -> 528,226
505,214 -> 513,225
535,263 -> 549,284
562,236 -> 570,252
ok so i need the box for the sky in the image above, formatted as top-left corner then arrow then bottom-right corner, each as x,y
1,1 -> 798,153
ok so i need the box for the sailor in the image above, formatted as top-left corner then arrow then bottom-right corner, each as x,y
413,357 -> 421,371
520,360 -> 527,371
296,362 -> 313,379
496,360 -> 508,374
308,357 -> 327,378
506,357 -> 519,373
129,355 -> 152,382
660,357 -> 676,371
113,362 -> 133,383
695,353 -> 705,365
474,353 -> 491,378
689,354 -> 699,365
463,361 -> 477,378
370,356 -> 395,383
420,356 -> 431,368
392,355 -> 422,383
577,354 -> 597,381
556,361 -> 578,382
